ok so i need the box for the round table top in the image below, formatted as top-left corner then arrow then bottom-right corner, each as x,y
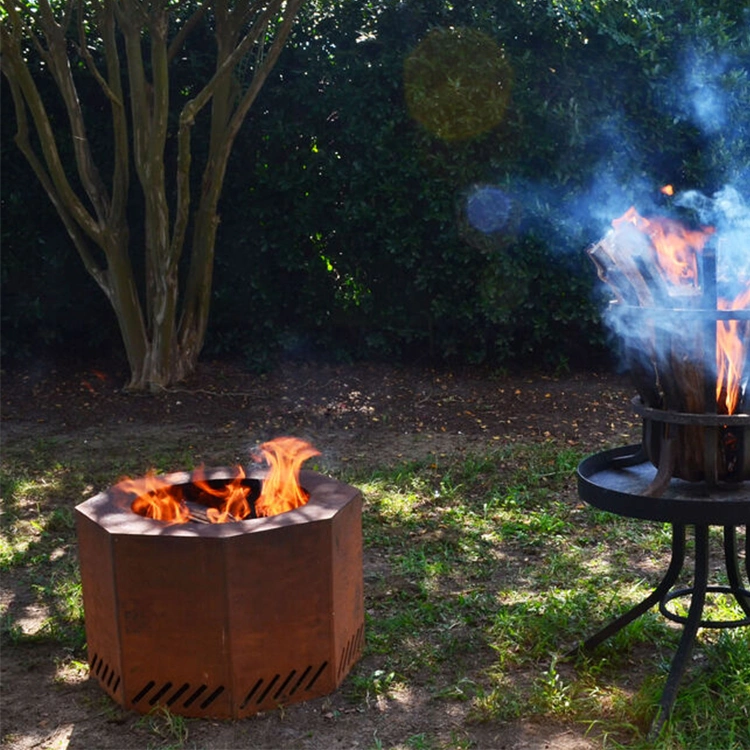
578,444 -> 750,525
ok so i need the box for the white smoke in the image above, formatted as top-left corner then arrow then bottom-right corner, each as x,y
676,185 -> 750,299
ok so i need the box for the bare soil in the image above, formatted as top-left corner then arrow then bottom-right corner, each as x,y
1,358 -> 641,750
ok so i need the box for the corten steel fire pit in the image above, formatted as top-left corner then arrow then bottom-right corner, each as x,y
574,202 -> 750,736
75,468 -> 364,719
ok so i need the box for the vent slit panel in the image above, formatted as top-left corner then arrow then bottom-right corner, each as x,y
257,675 -> 280,704
166,683 -> 190,707
355,624 -> 364,652
288,666 -> 311,696
149,682 -> 173,706
241,679 -> 264,709
306,662 -> 328,691
340,641 -> 352,675
200,686 -> 225,710
183,685 -> 207,708
132,680 -> 155,705
273,670 -> 297,701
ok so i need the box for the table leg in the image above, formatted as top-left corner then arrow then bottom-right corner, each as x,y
567,523 -> 686,656
649,524 -> 709,737
723,525 -> 750,618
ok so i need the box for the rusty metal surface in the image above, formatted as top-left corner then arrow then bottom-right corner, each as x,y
75,470 -> 364,719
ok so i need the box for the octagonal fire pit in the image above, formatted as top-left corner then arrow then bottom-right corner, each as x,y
75,458 -> 364,719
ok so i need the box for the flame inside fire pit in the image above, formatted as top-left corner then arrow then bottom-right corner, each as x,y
119,436 -> 320,523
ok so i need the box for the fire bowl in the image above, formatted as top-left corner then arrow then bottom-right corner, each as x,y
75,469 -> 364,719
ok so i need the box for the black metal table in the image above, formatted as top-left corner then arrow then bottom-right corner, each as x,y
571,444 -> 750,736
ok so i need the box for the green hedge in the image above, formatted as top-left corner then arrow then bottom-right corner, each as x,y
3,0 -> 749,371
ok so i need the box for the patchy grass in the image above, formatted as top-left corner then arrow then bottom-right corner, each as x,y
346,442 -> 749,748
1,438 -> 749,749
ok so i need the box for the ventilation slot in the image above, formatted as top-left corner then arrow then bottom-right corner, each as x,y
241,679 -> 264,709
288,666 -> 312,697
338,624 -> 365,678
273,671 -> 296,701
90,653 -> 120,697
132,681 -> 156,705
257,675 -> 280,704
305,662 -> 328,692
200,686 -> 225,710
166,683 -> 191,707
131,680 -> 223,713
148,682 -> 173,706
240,662 -> 329,712
182,684 -> 207,708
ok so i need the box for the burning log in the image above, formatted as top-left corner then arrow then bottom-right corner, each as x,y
588,225 -> 672,308
183,500 -> 239,524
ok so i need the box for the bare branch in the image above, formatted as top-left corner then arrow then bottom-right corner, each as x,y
167,2 -> 208,64
230,0 -> 303,136
3,70 -> 110,293
177,0 -> 284,129
0,20 -> 103,243
76,0 -> 124,107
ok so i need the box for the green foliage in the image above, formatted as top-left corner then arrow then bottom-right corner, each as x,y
3,0 -> 749,370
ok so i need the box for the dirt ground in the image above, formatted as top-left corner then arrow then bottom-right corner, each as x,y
1,358 -> 640,750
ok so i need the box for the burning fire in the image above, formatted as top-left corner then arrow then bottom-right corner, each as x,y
119,437 -> 320,524
253,436 -> 321,517
123,471 -> 191,523
605,206 -> 749,414
611,206 -> 711,289
192,465 -> 252,523
718,286 -> 750,415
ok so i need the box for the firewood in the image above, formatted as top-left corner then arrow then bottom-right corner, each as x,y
183,500 -> 239,524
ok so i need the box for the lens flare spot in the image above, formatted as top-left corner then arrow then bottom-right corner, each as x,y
467,186 -> 513,234
404,28 -> 513,142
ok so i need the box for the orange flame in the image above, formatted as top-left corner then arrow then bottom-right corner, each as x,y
122,437 -> 320,523
612,206 -> 712,288
255,437 -> 321,517
611,206 -> 748,414
717,287 -> 750,414
118,471 -> 190,524
192,465 -> 252,523
660,184 -> 674,196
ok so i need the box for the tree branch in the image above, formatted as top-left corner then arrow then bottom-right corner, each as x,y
167,3 -> 208,64
76,0 -> 124,108
0,19 -> 103,244
3,71 -> 110,294
37,0 -> 111,222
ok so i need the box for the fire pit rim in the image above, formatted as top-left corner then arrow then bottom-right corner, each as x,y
632,396 -> 750,425
75,468 -> 357,538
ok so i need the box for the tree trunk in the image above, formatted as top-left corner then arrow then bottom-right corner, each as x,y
1,0 -> 304,390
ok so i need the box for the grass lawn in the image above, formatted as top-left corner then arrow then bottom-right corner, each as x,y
2,434 -> 749,749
